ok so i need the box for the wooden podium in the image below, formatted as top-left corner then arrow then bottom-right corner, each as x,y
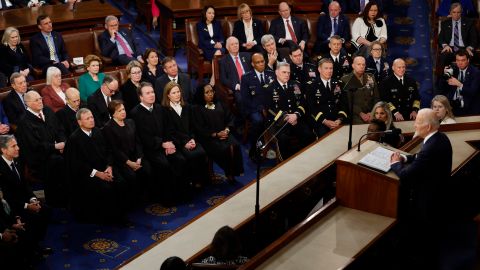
336,140 -> 404,218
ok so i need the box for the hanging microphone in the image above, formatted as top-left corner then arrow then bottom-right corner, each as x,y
357,130 -> 393,152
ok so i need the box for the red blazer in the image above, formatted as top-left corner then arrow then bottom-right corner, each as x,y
41,83 -> 70,112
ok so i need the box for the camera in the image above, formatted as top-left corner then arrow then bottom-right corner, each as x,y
443,63 -> 456,79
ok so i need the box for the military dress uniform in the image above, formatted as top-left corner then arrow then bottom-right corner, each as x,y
290,61 -> 318,87
305,78 -> 348,138
320,52 -> 352,82
266,80 -> 315,159
379,74 -> 420,119
340,72 -> 380,124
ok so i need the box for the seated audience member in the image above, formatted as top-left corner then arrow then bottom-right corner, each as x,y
232,3 -> 264,53
142,48 -> 164,86
120,60 -> 143,114
240,53 -> 275,159
65,108 -> 128,223
320,35 -> 352,82
0,103 -> 9,135
56,88 -> 81,137
0,0 -> 21,9
288,44 -> 318,86
0,27 -> 33,82
160,256 -> 187,270
40,66 -> 69,112
161,82 -> 209,187
24,0 -> 49,7
99,15 -> 143,66
30,15 -> 70,75
155,57 -> 192,104
201,226 -> 249,265
78,54 -> 105,102
314,1 -> 351,55
365,41 -> 390,83
348,0 -> 383,14
265,62 -> 315,159
321,0 -> 347,13
3,73 -> 28,126
366,118 -> 387,142
305,58 -> 348,138
102,100 -> 152,203
350,2 -> 387,57
431,95 -> 456,124
0,135 -> 52,259
196,5 -> 225,61
370,101 -> 402,147
438,50 -> 480,116
438,3 -> 478,66
437,0 -> 478,17
193,83 -> 244,182
380,58 -> 420,121
340,56 -> 379,124
16,91 -> 66,205
220,36 -> 252,113
268,2 -> 309,51
87,75 -> 122,128
261,34 -> 289,71
130,82 -> 188,205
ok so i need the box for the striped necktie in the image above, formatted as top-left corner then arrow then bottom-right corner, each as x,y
453,21 -> 460,51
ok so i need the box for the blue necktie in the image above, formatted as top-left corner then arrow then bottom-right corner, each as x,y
333,18 -> 338,35
453,21 -> 459,51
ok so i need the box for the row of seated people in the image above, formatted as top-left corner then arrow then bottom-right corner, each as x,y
0,0 -> 88,9
0,14 -> 143,86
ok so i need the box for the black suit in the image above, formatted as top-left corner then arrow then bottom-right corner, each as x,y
438,18 -> 479,66
365,56 -> 390,83
87,89 -> 122,128
0,44 -> 32,79
314,14 -> 351,54
55,105 -> 79,138
439,65 -> 480,116
120,79 -> 141,115
3,90 -> 27,126
98,28 -> 139,65
154,73 -> 192,104
29,31 -> 70,75
321,51 -> 352,82
232,19 -> 264,53
380,74 -> 420,119
268,16 -> 309,48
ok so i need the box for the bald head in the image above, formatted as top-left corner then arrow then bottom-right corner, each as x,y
352,56 -> 366,76
414,108 -> 440,138
392,58 -> 406,77
329,1 -> 341,18
278,2 -> 291,19
251,53 -> 266,72
66,87 -> 81,111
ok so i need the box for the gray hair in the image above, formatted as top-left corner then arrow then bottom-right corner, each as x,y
450,2 -> 462,12
102,74 -> 117,85
261,34 -> 275,46
24,90 -> 40,103
105,15 -> 118,25
65,87 -> 80,100
0,135 -> 15,150
276,61 -> 290,70
418,108 -> 440,130
45,66 -> 61,85
226,36 -> 239,48
76,108 -> 92,121
2,27 -> 20,46
9,72 -> 25,85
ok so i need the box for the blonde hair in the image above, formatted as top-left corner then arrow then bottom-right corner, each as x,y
2,27 -> 20,46
84,54 -> 102,68
431,95 -> 455,120
126,60 -> 142,76
370,101 -> 393,129
237,3 -> 252,19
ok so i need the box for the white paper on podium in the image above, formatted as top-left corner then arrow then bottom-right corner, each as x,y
357,146 -> 405,173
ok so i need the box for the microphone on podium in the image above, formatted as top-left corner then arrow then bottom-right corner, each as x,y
357,130 -> 394,152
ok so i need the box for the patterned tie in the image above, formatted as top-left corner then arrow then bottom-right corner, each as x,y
172,78 -> 176,83
286,19 -> 298,44
453,21 -> 460,51
333,18 -> 338,35
38,112 -> 44,121
360,0 -> 366,12
260,73 -> 265,85
46,35 -> 56,61
115,33 -> 133,57
235,56 -> 244,81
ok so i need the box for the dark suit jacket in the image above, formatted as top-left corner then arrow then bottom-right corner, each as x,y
219,53 -> 252,91
162,105 -> 197,147
438,18 -> 478,49
196,20 -> 225,61
366,56 -> 390,83
120,79 -> 140,115
87,89 -> 122,128
15,107 -> 65,171
0,158 -> 34,215
391,132 -> 452,223
240,69 -> 275,115
440,65 -> 480,115
348,0 -> 383,13
55,105 -> 78,138
102,118 -> 143,165
315,14 -> 351,46
29,31 -> 69,70
98,28 -> 139,62
0,44 -> 31,78
3,90 -> 26,126
232,19 -> 264,52
40,83 -> 69,112
268,16 -> 309,45
0,103 -> 9,126
154,73 -> 192,104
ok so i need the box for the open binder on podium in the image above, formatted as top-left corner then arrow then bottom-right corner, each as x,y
357,146 -> 408,173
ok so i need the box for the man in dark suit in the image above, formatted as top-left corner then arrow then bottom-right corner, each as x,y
15,91 -> 66,206
99,15 -> 143,66
348,0 -> 383,14
438,3 -> 478,66
65,108 -> 128,223
439,50 -> 480,116
320,35 -> 352,82
0,135 -> 51,256
314,1 -> 351,55
154,57 -> 192,104
380,58 -> 420,121
268,2 -> 309,51
130,82 -> 187,205
87,75 -> 122,128
240,53 -> 275,159
29,15 -> 70,75
219,36 -> 252,114
261,34 -> 289,71
56,87 -> 81,138
390,108 -> 452,268
3,73 -> 28,127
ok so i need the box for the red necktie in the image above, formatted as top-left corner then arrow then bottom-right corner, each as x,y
115,33 -> 133,57
286,19 -> 298,44
235,56 -> 243,81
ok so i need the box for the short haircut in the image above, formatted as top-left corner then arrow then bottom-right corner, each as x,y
108,99 -> 124,117
162,56 -> 176,67
10,72 -> 25,85
455,49 -> 470,59
24,90 -> 40,102
226,36 -> 239,48
102,74 -> 117,85
65,87 -> 80,100
45,66 -> 61,85
84,54 -> 102,68
261,34 -> 275,46
237,3 -> 252,19
126,60 -> 143,75
105,15 -> 118,25
369,41 -> 385,57
329,35 -> 342,42
76,108 -> 91,121
318,58 -> 333,67
36,15 -> 49,25
2,27 -> 20,45
276,61 -> 290,70
161,81 -> 184,107
450,2 -> 462,12
0,135 -> 15,150
137,81 -> 153,97
289,44 -> 302,55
